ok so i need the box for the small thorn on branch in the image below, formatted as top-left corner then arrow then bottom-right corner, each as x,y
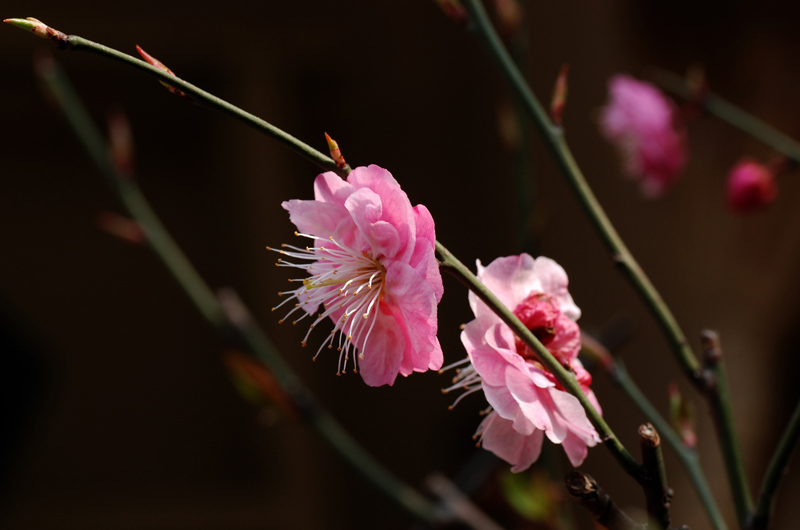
565,470 -> 642,530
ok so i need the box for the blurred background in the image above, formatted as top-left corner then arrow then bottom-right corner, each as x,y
2,1 -> 800,528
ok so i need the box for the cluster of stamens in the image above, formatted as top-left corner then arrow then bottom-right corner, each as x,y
268,232 -> 386,375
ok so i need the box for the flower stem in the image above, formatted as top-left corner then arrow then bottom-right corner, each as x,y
651,69 -> 800,165
5,19 -> 345,177
750,398 -> 800,529
435,241 -> 642,481
459,0 -> 701,384
36,56 -> 436,524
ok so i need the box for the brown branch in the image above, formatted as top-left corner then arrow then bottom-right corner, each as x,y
565,470 -> 643,530
639,423 -> 673,530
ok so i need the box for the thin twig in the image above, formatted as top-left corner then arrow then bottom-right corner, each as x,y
4,17 -> 345,177
639,423 -> 673,530
750,398 -> 800,529
565,470 -> 643,530
425,473 -> 506,530
35,55 -> 436,524
651,68 -> 800,166
700,330 -> 754,527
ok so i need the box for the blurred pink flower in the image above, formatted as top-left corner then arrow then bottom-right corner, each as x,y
273,165 -> 443,387
454,254 -> 600,471
725,159 -> 777,214
600,75 -> 687,197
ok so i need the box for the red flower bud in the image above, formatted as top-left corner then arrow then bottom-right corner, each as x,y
725,159 -> 777,214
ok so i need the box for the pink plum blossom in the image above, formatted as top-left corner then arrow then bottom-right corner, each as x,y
725,159 -> 777,214
600,74 -> 687,197
451,254 -> 600,471
272,165 -> 443,387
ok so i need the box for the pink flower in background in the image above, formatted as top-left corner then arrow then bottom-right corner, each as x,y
453,254 -> 600,471
600,75 -> 687,197
725,159 -> 777,214
272,165 -> 443,387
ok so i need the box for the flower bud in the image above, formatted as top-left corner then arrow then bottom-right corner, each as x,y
95,211 -> 146,244
725,159 -> 777,214
135,45 -> 190,99
4,17 -> 68,45
668,382 -> 697,448
433,0 -> 468,25
324,132 -> 348,170
550,64 -> 569,127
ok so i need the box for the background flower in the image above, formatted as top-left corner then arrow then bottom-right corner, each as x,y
600,74 -> 687,197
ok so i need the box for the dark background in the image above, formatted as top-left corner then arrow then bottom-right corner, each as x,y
2,1 -> 800,528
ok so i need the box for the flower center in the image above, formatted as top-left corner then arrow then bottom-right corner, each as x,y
512,292 -> 560,361
269,232 -> 386,375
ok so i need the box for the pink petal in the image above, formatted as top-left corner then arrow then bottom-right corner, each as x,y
533,257 -> 581,321
358,305 -> 405,387
347,165 -> 415,262
313,172 -> 355,206
479,412 -> 544,473
282,199 -> 351,240
384,261 -> 440,372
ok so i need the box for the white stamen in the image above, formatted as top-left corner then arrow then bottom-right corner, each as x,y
270,233 -> 386,372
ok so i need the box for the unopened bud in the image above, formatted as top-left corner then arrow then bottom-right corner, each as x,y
223,350 -> 298,419
550,64 -> 569,126
324,132 -> 348,170
725,159 -> 777,215
433,0 -> 468,26
668,382 -> 697,448
96,211 -> 146,244
4,18 -> 69,46
135,45 -> 190,100
107,108 -> 135,177
494,0 -> 523,37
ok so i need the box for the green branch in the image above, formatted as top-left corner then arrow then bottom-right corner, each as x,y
5,17 -> 344,177
651,69 -> 800,165
751,398 -> 800,529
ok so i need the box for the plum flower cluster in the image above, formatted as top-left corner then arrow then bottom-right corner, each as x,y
448,254 -> 601,471
272,165 -> 443,387
600,75 -> 687,197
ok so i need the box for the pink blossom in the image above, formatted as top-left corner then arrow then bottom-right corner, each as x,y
600,75 -> 687,197
272,165 -> 443,387
725,159 -> 777,214
452,254 -> 600,471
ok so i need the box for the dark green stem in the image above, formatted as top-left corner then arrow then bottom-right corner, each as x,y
701,331 -> 754,528
460,0 -> 701,383
36,57 -> 435,524
750,398 -> 800,529
435,241 -> 642,481
652,69 -> 800,165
